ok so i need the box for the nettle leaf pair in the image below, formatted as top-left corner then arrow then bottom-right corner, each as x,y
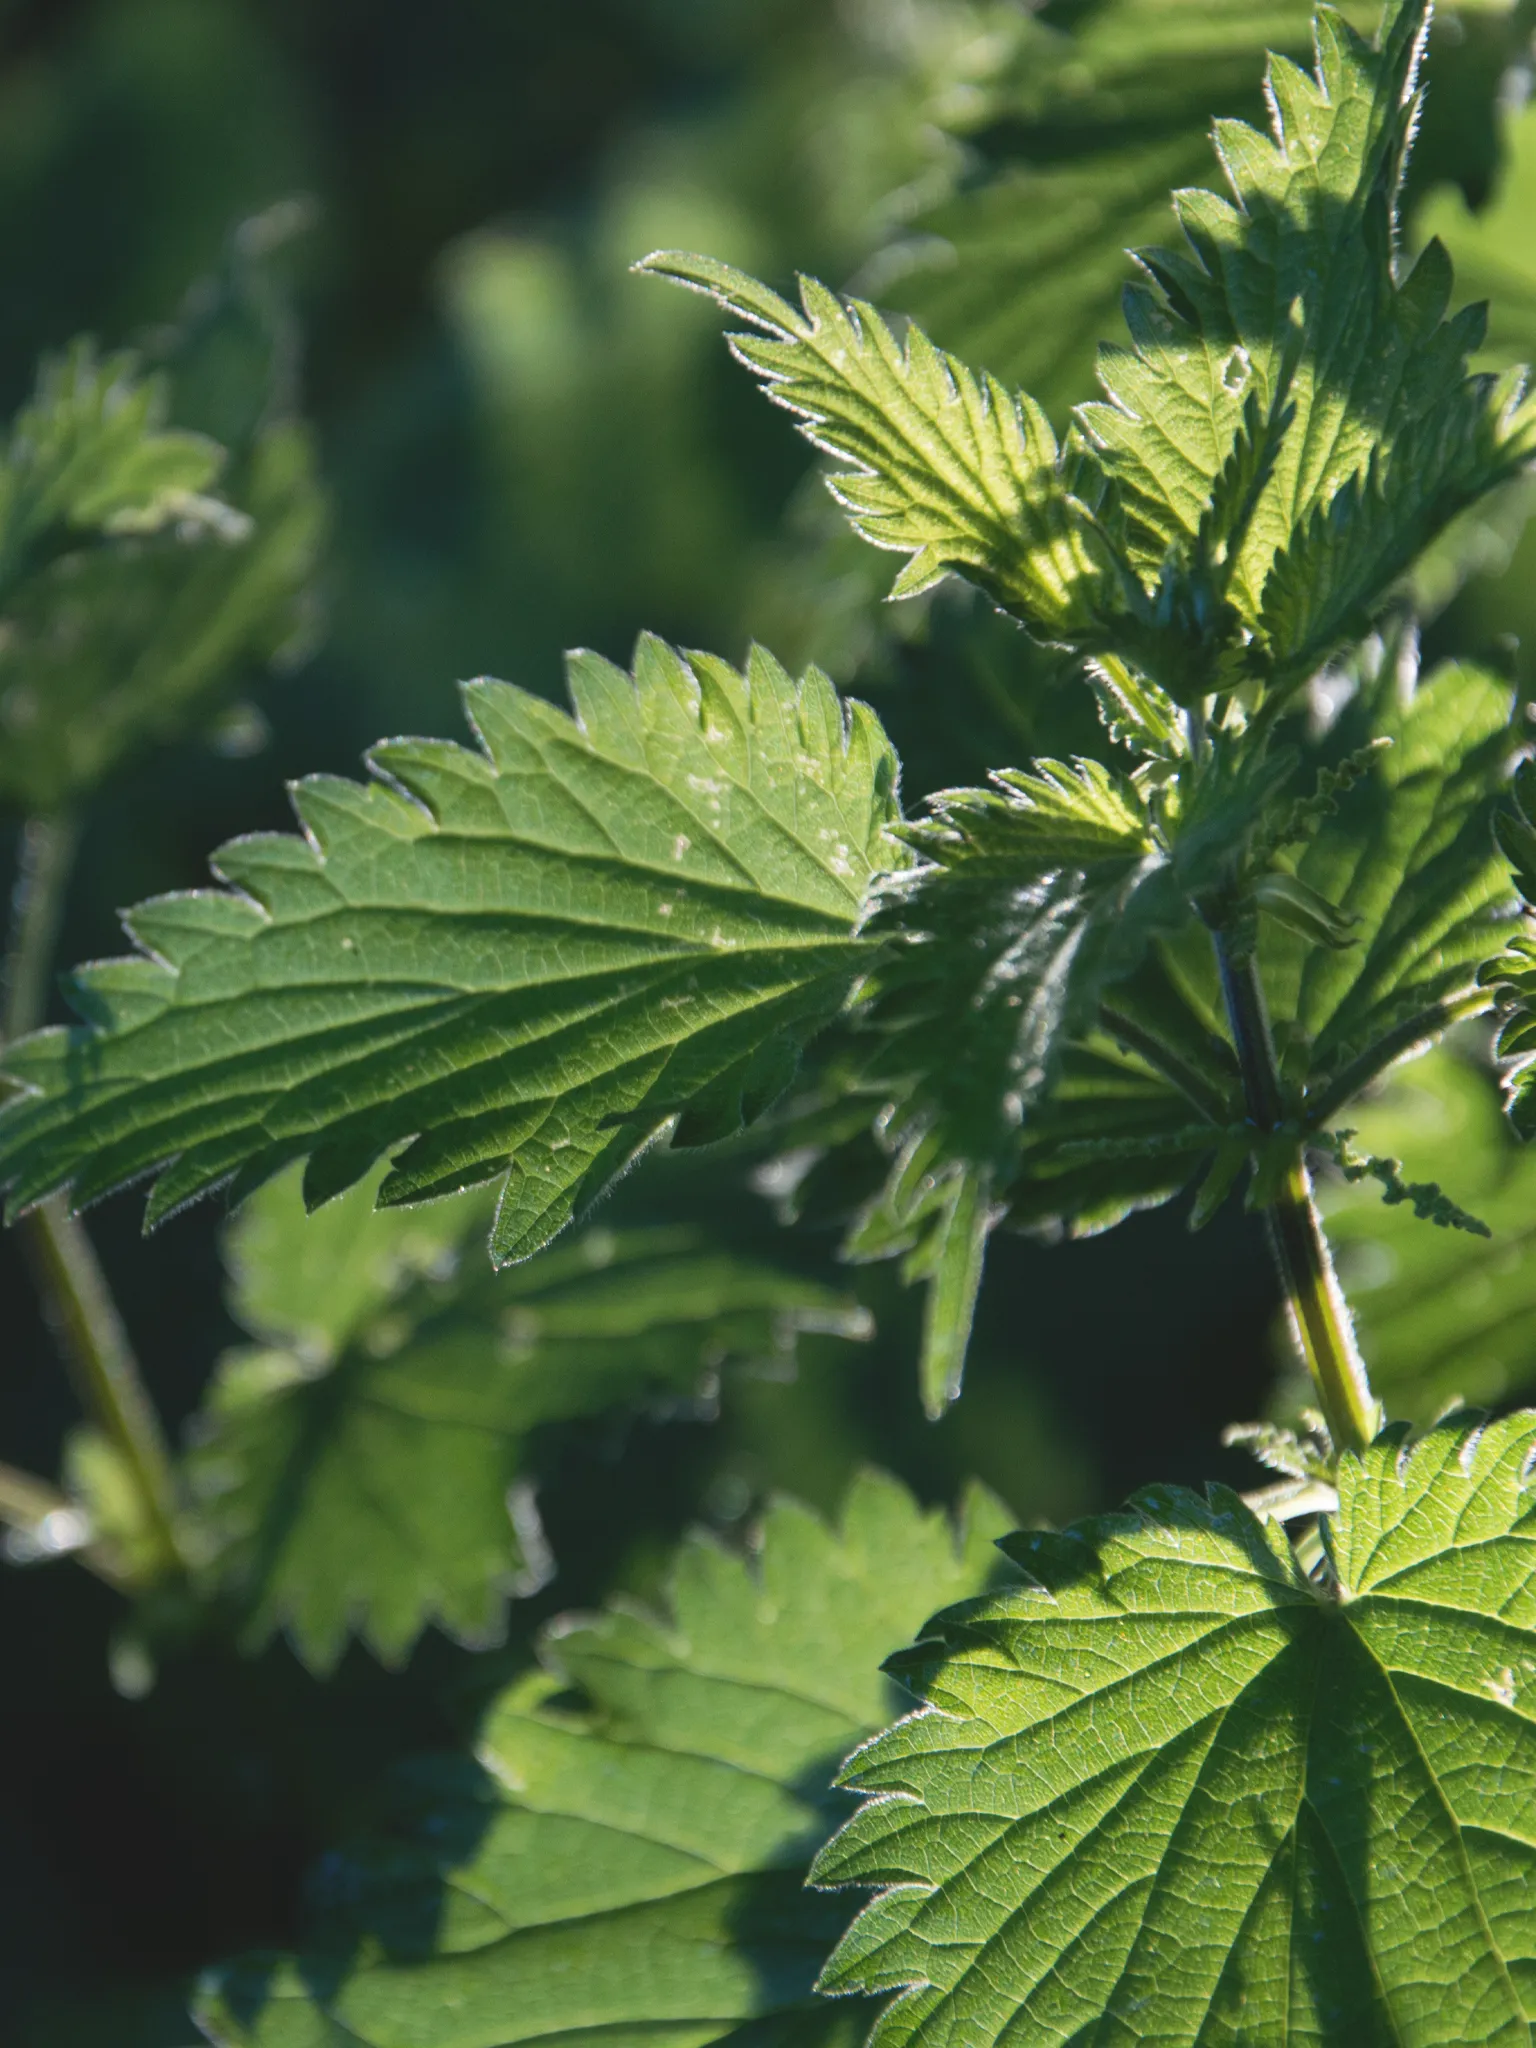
13,4 -> 1536,2041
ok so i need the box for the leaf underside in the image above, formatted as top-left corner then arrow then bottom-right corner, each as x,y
193,1472 -> 1012,2048
817,1413 -> 1536,2047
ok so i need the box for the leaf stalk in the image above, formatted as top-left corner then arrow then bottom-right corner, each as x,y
1213,933 -> 1379,1456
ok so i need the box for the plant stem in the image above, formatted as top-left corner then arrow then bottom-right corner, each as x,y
1213,933 -> 1380,1457
3,815 -> 183,1577
18,1198 -> 183,1573
3,813 -> 78,1044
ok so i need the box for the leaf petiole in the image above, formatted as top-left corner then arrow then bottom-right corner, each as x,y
1214,933 -> 1380,1456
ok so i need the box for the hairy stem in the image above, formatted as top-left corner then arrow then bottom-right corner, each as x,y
3,815 -> 183,1576
1213,934 -> 1380,1457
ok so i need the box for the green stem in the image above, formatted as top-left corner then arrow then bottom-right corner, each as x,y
3,813 -> 79,1044
3,815 -> 183,1577
1213,933 -> 1380,1457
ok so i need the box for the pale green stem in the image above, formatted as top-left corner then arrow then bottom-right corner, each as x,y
3,814 -> 183,1577
1213,932 -> 1380,1457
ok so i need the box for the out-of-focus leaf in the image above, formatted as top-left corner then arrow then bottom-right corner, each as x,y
221,1158 -> 489,1365
1318,1046 -> 1536,1420
0,417 -> 324,813
818,1415 -> 1536,2045
0,340 -> 224,592
193,1471 -> 1012,2047
192,1165 -> 872,1671
1419,93 -> 1536,376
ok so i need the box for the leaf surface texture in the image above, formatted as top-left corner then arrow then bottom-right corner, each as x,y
818,1414 -> 1536,2045
0,638 -> 901,1264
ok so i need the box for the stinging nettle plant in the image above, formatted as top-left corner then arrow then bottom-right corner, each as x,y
10,2 -> 1536,2039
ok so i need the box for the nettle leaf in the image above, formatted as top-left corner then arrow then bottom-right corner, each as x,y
222,1157 -> 484,1365
0,340 -> 226,592
0,638 -> 901,1265
194,1472 -> 1012,2048
637,252 -> 1120,636
818,1414 -> 1536,2046
1081,0 -> 1536,683
845,761 -> 1190,1410
1487,757 -> 1536,1135
0,417 -> 325,814
193,1167 -> 868,1671
1269,656 -> 1518,1109
1108,652 -> 1517,1131
661,5 -> 1534,711
1318,1047 -> 1536,1421
885,0 -> 1384,416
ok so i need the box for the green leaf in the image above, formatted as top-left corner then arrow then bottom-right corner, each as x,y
1318,1047 -> 1536,1421
222,1157 -> 488,1365
1269,656 -> 1517,1106
192,1164 -> 872,1671
193,1472 -> 1012,2048
1485,757 -> 1536,1137
1078,0 -> 1536,685
817,1413 -> 1536,2044
637,251 -> 1120,636
842,763 -> 1190,1407
0,638 -> 901,1265
661,6 -> 1536,708
1107,651 -> 1518,1131
0,416 -> 325,814
884,1 -> 1384,417
0,340 -> 225,594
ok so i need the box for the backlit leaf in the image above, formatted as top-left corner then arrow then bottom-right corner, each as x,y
818,1414 -> 1536,2045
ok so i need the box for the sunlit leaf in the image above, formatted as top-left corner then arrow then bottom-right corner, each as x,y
818,1414 -> 1536,2045
638,251 -> 1120,636
0,638 -> 901,1265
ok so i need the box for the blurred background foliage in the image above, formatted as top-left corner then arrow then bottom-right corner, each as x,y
2,1 -> 1536,2041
